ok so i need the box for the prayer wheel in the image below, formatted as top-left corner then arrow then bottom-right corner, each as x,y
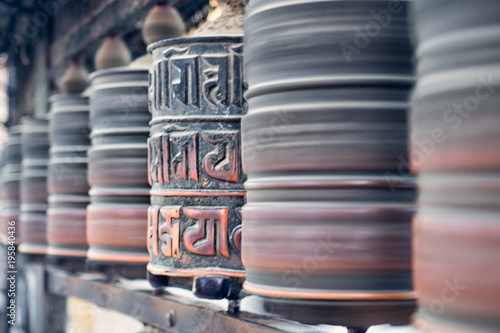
19,118 -> 50,255
411,1 -> 500,332
147,36 -> 246,299
241,0 -> 415,326
87,68 -> 150,275
86,3 -> 184,278
47,94 -> 90,261
1,127 -> 22,244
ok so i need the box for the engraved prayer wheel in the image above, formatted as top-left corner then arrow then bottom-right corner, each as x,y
411,1 -> 500,332
47,94 -> 90,260
87,68 -> 150,275
1,127 -> 22,243
241,0 -> 415,326
147,36 -> 246,299
19,118 -> 50,255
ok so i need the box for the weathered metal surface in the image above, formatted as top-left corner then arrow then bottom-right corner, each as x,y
19,118 -> 50,255
147,36 -> 246,299
241,0 -> 415,326
1,126 -> 22,243
47,94 -> 90,258
411,1 -> 500,332
87,68 -> 150,269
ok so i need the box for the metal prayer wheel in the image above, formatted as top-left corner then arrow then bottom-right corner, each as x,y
87,68 -> 150,275
19,118 -> 50,255
1,127 -> 22,243
47,94 -> 90,260
241,0 -> 415,326
147,36 -> 246,299
411,1 -> 500,332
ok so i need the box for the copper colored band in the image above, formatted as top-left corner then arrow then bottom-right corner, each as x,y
86,249 -> 149,264
147,264 -> 245,278
150,115 -> 243,125
150,190 -> 246,197
18,243 -> 48,255
245,176 -> 415,190
89,188 -> 150,197
243,282 -> 416,301
47,247 -> 87,258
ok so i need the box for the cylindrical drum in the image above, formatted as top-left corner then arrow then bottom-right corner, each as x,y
1,127 -> 22,244
47,94 -> 90,259
88,68 -> 150,274
411,1 -> 500,332
147,37 -> 246,299
19,118 -> 50,255
241,0 -> 415,326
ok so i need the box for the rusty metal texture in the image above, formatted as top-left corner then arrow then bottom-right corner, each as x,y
147,36 -> 246,299
47,94 -> 90,259
87,68 -> 150,269
241,0 -> 415,326
19,118 -> 50,255
0,126 -> 22,243
411,1 -> 500,332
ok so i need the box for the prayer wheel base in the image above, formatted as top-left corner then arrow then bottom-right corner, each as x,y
193,276 -> 243,300
147,272 -> 244,300
261,297 -> 416,328
46,255 -> 86,273
19,252 -> 46,264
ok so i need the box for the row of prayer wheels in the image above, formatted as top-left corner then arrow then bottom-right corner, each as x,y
0,0 -> 498,331
411,0 -> 500,332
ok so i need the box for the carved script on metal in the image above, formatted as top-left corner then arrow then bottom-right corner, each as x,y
150,45 -> 243,110
148,131 -> 240,185
148,206 -> 241,259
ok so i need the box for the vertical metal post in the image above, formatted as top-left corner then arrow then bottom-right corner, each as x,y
24,262 -> 45,333
23,260 -> 66,333
45,293 -> 66,333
